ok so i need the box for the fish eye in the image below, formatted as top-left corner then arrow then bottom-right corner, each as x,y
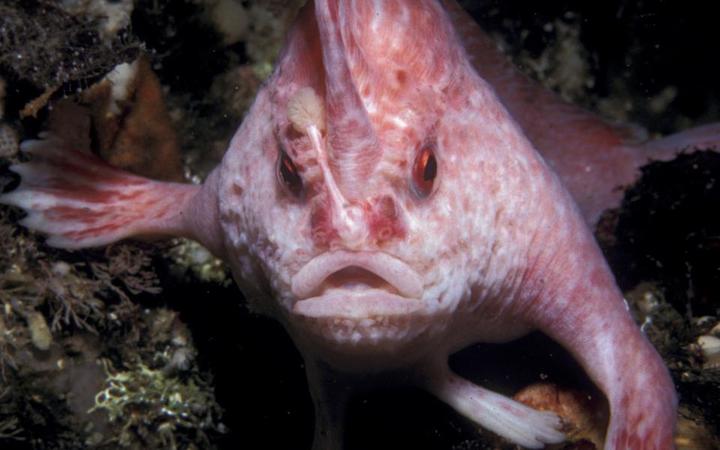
277,149 -> 303,196
411,143 -> 437,198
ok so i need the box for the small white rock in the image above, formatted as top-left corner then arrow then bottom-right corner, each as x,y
210,0 -> 249,45
697,335 -> 720,366
27,311 -> 52,351
51,261 -> 72,277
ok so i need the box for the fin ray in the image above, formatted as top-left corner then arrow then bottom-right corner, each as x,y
1,136 -> 199,249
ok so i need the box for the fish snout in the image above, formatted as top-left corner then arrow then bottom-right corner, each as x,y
334,204 -> 367,248
310,195 -> 406,249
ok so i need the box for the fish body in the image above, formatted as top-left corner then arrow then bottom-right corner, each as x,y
4,1 -> 719,448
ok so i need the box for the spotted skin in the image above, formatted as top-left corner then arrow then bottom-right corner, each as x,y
6,1 -> 714,449
443,0 -> 720,227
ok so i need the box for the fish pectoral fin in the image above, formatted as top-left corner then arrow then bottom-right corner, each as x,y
421,361 -> 566,448
1,135 -> 200,249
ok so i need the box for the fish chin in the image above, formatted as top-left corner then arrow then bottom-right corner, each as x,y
289,288 -> 440,370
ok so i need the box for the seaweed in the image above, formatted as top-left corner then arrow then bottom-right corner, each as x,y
0,1 -> 140,114
89,359 -> 222,449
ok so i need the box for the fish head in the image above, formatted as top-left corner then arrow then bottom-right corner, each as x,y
218,0 -> 537,367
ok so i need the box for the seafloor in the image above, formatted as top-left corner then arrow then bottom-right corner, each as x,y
0,1 -> 719,449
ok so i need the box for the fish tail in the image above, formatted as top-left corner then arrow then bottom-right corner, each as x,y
0,134 -> 200,249
638,121 -> 720,161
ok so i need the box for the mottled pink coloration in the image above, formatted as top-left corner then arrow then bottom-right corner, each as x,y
6,1 -> 720,449
3,137 -> 199,248
366,195 -> 405,244
442,0 -> 720,226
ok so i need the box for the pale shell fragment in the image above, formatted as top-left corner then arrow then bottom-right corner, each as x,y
27,311 -> 52,351
697,335 -> 720,367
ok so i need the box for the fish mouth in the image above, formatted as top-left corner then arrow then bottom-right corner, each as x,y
291,251 -> 424,319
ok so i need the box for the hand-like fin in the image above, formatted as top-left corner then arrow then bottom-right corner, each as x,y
422,362 -> 566,448
520,218 -> 677,450
1,135 -> 200,249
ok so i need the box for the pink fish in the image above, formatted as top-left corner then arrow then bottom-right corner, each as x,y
2,1 -> 718,448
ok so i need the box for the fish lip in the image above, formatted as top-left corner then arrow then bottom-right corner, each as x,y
291,250 -> 424,301
292,290 -> 424,319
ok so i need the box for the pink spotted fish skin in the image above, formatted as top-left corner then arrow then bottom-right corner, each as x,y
444,0 -> 720,227
3,0 -> 703,448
